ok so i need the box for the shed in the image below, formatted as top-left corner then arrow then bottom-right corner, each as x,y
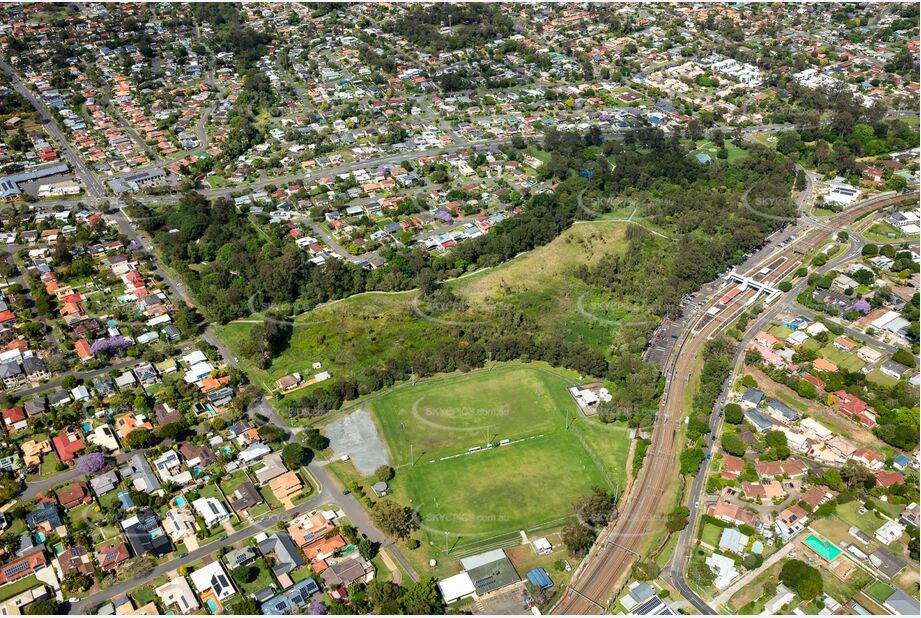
526,567 -> 553,590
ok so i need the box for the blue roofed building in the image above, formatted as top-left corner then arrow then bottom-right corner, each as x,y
526,567 -> 553,590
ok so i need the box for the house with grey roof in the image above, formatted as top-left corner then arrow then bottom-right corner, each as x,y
870,547 -> 905,580
767,399 -> 799,422
740,388 -> 764,410
90,470 -> 120,496
884,588 -> 920,615
119,453 -> 161,493
258,532 -> 304,578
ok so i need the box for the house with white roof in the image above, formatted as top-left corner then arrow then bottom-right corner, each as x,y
192,497 -> 230,528
189,560 -> 235,602
705,553 -> 738,590
156,576 -> 200,614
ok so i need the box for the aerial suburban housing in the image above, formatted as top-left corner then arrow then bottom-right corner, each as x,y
0,1 -> 917,617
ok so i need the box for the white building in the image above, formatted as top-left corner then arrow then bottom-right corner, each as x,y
705,553 -> 738,590
875,520 -> 905,545
189,561 -> 235,602
156,576 -> 200,614
192,497 -> 231,528
163,507 -> 197,542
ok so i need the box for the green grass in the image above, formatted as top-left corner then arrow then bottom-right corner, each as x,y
372,366 -> 575,462
0,574 -> 41,601
214,292 -> 452,392
866,369 -> 899,388
214,222 -> 644,397
768,325 -> 793,339
688,139 -> 748,163
401,431 -> 607,539
367,365 -> 630,551
776,391 -> 809,413
700,523 -> 723,547
864,580 -> 895,604
818,345 -> 865,373
131,585 -> 157,607
234,559 -> 276,596
836,501 -> 886,537
67,500 -> 104,528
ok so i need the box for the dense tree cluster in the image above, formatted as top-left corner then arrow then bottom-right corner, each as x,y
190,3 -> 271,71
383,3 -> 513,53
780,559 -> 824,600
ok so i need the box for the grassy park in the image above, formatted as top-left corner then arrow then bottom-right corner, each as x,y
368,365 -> 631,549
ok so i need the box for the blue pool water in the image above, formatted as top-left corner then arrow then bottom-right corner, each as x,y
82,422 -> 92,433
752,541 -> 764,554
174,496 -> 186,508
206,599 -> 219,613
34,532 -> 46,543
150,528 -> 163,539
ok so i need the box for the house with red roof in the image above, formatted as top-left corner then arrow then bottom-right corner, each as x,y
56,479 -> 93,510
876,471 -> 905,488
2,405 -> 27,433
721,455 -> 744,479
850,448 -> 884,471
0,309 -> 16,328
75,338 -> 94,362
835,390 -> 876,427
52,426 -> 86,465
801,373 -> 825,390
96,543 -> 131,571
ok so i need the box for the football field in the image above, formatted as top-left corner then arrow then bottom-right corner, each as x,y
370,365 -> 631,547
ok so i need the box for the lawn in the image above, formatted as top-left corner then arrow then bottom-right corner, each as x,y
818,345 -> 865,373
400,431 -> 608,542
776,391 -> 809,413
365,366 -> 631,553
372,365 -> 575,462
131,585 -> 157,607
864,580 -> 895,605
67,500 -> 104,529
768,325 -> 794,339
233,559 -> 276,596
700,522 -> 723,547
866,369 -> 899,388
0,574 -> 41,602
837,501 -> 886,537
688,139 -> 748,163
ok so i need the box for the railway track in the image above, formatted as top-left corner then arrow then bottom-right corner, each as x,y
552,190 -> 918,614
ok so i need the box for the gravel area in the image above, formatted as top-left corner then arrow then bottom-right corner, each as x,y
325,409 -> 391,475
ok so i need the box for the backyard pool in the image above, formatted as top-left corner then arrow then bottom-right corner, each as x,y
752,541 -> 764,554
82,422 -> 92,433
804,534 -> 841,561
205,599 -> 219,614
174,496 -> 187,508
34,532 -> 46,543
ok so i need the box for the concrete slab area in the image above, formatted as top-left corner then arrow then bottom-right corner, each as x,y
324,409 -> 390,475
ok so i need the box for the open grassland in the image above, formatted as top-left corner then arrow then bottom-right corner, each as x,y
215,221 -> 652,392
450,221 -> 653,354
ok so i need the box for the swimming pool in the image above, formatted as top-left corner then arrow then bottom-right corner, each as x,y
752,541 -> 764,554
82,421 -> 92,433
205,599 -> 219,614
34,532 -> 46,543
804,534 -> 841,560
174,496 -> 187,508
